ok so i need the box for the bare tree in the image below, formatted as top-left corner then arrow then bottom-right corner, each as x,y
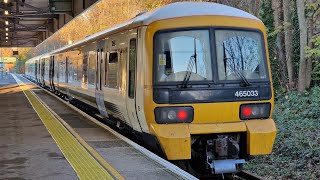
305,0 -> 319,89
272,0 -> 288,88
283,0 -> 295,89
297,0 -> 308,92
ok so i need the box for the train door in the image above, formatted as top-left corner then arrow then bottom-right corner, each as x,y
95,40 -> 109,118
126,33 -> 142,132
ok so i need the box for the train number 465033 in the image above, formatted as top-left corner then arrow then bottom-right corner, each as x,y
235,90 -> 259,97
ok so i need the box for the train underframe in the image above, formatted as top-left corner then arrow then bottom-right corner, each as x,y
187,133 -> 247,175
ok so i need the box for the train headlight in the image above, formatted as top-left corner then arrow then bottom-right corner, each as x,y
155,107 -> 194,124
240,103 -> 271,120
167,111 -> 177,120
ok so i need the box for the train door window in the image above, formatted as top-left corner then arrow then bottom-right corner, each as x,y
82,54 -> 88,83
72,57 -> 78,82
96,49 -> 100,90
88,52 -> 96,85
107,51 -> 118,88
128,38 -> 137,98
59,62 -> 63,81
41,60 -> 45,78
69,61 -> 74,83
35,62 -> 38,78
65,58 -> 69,83
76,56 -> 81,82
100,48 -> 103,90
105,52 -> 108,86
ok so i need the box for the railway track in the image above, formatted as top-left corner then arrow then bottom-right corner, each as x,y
226,171 -> 264,180
20,75 -> 265,180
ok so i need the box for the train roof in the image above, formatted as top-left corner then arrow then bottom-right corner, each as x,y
134,2 -> 260,24
41,2 -> 261,56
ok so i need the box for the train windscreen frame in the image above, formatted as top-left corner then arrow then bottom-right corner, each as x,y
153,27 -> 269,86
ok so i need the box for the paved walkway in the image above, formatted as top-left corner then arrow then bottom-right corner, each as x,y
0,74 -> 77,180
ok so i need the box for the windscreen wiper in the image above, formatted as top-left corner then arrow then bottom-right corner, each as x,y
223,42 -> 250,87
181,38 -> 197,88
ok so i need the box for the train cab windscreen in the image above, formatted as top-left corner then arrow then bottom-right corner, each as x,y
155,30 -> 212,83
154,29 -> 268,85
215,30 -> 267,82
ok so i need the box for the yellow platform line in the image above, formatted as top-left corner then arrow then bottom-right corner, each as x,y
12,74 -> 116,180
33,88 -> 124,180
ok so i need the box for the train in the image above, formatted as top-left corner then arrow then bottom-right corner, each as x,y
25,2 -> 277,175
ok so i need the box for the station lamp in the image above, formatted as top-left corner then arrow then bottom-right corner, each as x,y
6,37 -> 8,39
5,10 -> 9,15
4,0 -> 8,3
5,33 -> 8,36
5,27 -> 9,31
5,21 -> 9,25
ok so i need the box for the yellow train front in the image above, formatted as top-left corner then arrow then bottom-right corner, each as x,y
142,3 -> 276,174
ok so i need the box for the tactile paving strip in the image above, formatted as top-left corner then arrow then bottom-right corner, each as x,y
12,74 -> 115,180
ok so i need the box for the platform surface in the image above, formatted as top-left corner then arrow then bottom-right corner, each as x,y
0,74 -> 188,180
0,74 -> 78,179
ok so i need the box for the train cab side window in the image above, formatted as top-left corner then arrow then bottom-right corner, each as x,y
128,38 -> 137,98
107,52 -> 118,88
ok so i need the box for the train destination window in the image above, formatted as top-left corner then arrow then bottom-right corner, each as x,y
128,38 -> 137,98
215,30 -> 267,81
107,52 -> 118,88
155,30 -> 212,83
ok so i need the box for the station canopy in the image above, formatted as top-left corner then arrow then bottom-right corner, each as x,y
0,0 -> 72,47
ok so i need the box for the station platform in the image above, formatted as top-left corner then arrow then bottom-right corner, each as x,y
0,74 -> 195,180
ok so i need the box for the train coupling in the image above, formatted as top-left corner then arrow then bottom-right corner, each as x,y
206,134 -> 246,174
207,159 -> 246,174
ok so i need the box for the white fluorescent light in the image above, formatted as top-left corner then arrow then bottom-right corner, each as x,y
5,21 -> 8,25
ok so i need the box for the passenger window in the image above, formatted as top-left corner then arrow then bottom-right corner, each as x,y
107,52 -> 118,88
128,39 -> 136,98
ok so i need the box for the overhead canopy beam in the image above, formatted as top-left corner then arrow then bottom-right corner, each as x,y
0,14 -> 59,18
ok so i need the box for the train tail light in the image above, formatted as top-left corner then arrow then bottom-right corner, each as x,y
240,103 -> 271,120
155,107 -> 193,124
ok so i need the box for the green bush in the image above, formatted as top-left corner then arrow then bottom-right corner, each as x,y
246,87 -> 320,179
